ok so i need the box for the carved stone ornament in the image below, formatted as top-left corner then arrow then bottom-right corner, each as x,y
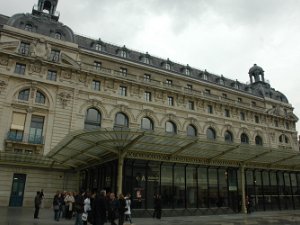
61,70 -> 71,79
0,80 -> 8,92
58,92 -> 72,108
29,63 -> 42,74
78,74 -> 87,83
0,56 -> 8,66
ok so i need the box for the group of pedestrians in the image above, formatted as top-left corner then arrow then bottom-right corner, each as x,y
50,190 -> 133,225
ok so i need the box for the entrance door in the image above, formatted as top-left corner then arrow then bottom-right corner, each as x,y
9,174 -> 26,207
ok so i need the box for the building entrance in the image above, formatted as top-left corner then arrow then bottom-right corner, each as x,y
9,173 -> 26,207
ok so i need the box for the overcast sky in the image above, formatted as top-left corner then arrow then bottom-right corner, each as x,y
2,0 -> 300,134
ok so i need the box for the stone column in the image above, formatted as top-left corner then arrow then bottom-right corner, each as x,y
117,151 -> 125,195
240,164 -> 247,214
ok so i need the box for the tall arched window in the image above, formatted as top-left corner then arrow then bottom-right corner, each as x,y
141,117 -> 153,130
224,131 -> 233,143
35,91 -> 45,104
84,108 -> 101,129
241,133 -> 249,144
187,125 -> 197,136
114,112 -> 129,128
165,121 -> 176,134
279,134 -> 289,144
207,127 -> 216,140
18,89 -> 30,101
255,135 -> 263,146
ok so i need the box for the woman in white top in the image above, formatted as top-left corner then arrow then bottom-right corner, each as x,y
124,193 -> 132,224
83,193 -> 91,225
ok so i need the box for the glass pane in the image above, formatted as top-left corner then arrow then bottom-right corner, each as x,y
115,113 -> 128,127
166,121 -> 176,133
207,128 -> 215,140
161,163 -> 173,208
225,131 -> 233,142
18,89 -> 30,101
186,166 -> 197,208
174,165 -> 185,208
198,167 -> 208,208
85,108 -> 101,129
187,125 -> 196,136
141,117 -> 153,130
132,160 -> 146,209
218,169 -> 228,207
146,162 -> 160,209
208,168 -> 218,207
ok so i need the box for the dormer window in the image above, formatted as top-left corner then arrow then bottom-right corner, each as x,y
24,24 -> 33,32
185,68 -> 190,76
50,50 -> 60,62
19,42 -> 30,56
234,82 -> 240,89
203,73 -> 208,80
55,32 -> 61,40
165,63 -> 171,70
95,43 -> 102,51
121,50 -> 127,58
219,79 -> 224,85
144,57 -> 150,64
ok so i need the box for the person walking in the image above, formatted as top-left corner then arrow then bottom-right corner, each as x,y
83,192 -> 91,225
74,190 -> 85,225
108,193 -> 119,225
124,193 -> 132,224
64,192 -> 75,219
118,194 -> 126,225
93,190 -> 107,225
34,191 -> 42,219
53,191 -> 61,221
153,194 -> 162,219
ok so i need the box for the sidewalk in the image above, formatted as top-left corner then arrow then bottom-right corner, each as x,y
1,207 -> 300,225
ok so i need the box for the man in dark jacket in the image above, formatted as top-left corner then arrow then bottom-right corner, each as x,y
34,191 -> 42,219
74,190 -> 85,225
92,190 -> 107,225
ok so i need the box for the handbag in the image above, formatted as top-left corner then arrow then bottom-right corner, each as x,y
82,212 -> 88,221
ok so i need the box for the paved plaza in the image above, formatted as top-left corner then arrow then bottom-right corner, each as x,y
1,207 -> 300,225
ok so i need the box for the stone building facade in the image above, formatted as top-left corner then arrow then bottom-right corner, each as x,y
0,0 -> 299,215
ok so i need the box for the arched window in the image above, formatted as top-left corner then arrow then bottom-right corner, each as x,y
279,134 -> 289,144
35,91 -> 45,104
84,108 -> 101,129
165,121 -> 176,134
224,131 -> 233,143
187,125 -> 197,136
18,89 -> 30,101
255,135 -> 263,146
55,32 -> 61,40
207,127 -> 216,140
25,24 -> 32,32
114,112 -> 129,128
241,133 -> 249,144
141,117 -> 153,130
95,43 -> 102,51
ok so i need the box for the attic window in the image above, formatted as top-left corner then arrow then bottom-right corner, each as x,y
185,68 -> 190,76
121,50 -> 127,58
95,43 -> 102,51
144,57 -> 150,64
55,32 -> 61,40
219,79 -> 224,85
234,83 -> 240,89
165,63 -> 171,70
24,24 -> 33,32
43,1 -> 52,13
203,73 -> 208,80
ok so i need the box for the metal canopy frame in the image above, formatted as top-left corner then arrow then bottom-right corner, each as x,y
43,128 -> 300,171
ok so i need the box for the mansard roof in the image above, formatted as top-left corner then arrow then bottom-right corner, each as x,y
0,9 -> 289,104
